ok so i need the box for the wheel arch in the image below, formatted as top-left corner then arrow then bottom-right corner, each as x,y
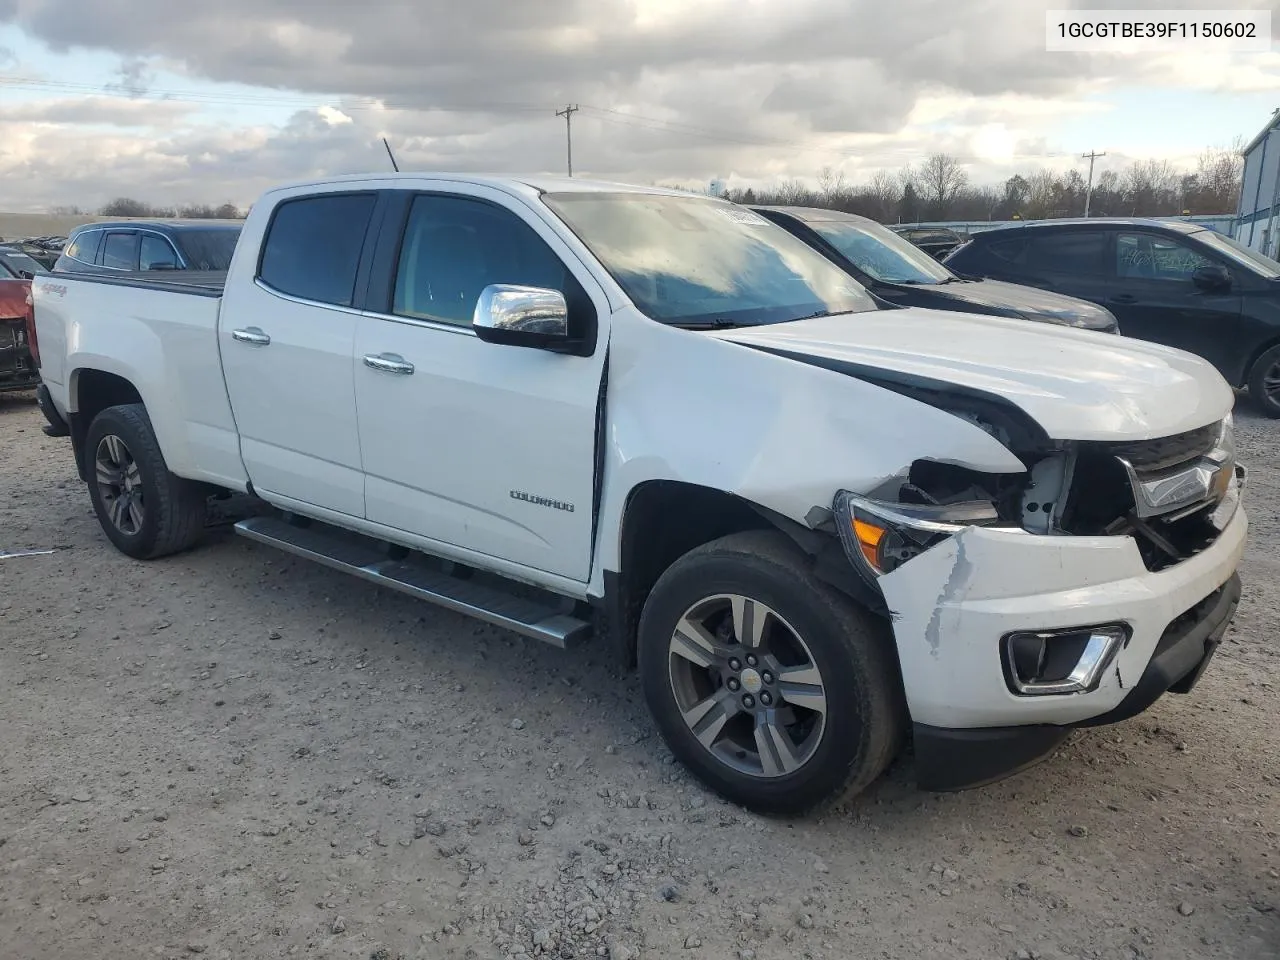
67,368 -> 145,480
600,479 -> 884,669
1242,334 -> 1280,390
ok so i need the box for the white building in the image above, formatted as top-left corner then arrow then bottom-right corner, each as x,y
1235,111 -> 1280,256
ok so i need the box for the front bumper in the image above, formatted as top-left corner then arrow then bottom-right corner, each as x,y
914,571 -> 1241,790
879,473 -> 1247,735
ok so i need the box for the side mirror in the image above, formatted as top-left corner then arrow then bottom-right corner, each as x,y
1192,265 -> 1231,291
473,284 -> 570,349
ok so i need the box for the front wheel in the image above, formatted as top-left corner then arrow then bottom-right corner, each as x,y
638,531 -> 905,816
85,403 -> 208,559
1247,344 -> 1280,418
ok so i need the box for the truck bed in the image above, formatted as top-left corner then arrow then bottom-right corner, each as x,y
49,269 -> 227,297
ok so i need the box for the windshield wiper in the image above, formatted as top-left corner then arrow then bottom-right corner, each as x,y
667,318 -> 744,330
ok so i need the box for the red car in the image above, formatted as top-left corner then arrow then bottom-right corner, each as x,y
0,277 -> 39,394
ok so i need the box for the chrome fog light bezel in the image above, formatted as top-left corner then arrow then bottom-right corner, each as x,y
1001,623 -> 1129,696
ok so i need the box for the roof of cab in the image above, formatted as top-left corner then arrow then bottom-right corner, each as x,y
255,173 -> 719,202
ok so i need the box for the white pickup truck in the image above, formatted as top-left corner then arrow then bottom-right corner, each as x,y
32,175 -> 1247,814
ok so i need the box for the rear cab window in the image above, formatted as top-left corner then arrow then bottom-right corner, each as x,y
258,193 -> 378,306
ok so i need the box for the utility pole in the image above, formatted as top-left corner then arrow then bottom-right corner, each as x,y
1082,150 -> 1106,217
556,104 -> 579,177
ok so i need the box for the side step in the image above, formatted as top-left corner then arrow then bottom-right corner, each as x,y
234,516 -> 591,649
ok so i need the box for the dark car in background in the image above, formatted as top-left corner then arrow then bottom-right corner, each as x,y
0,246 -> 50,280
943,219 -> 1280,415
756,206 -> 1119,333
53,220 -> 242,275
888,225 -> 966,260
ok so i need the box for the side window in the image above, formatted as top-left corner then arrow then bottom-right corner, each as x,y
392,194 -> 578,328
1027,231 -> 1109,275
1116,233 -> 1215,281
139,234 -> 180,270
259,193 -> 377,307
102,232 -> 139,270
64,230 -> 101,264
986,237 -> 1028,266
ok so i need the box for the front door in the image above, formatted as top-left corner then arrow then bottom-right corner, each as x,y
1105,231 -> 1244,375
353,188 -> 608,582
219,191 -> 380,518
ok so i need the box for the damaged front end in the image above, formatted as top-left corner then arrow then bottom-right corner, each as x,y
824,394 -> 1247,745
832,411 -> 1242,587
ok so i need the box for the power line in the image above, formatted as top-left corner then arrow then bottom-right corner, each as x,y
556,104 -> 579,177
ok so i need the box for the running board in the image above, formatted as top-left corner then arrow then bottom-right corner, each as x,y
233,516 -> 591,649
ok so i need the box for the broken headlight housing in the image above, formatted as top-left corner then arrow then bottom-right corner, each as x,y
833,490 -> 1000,581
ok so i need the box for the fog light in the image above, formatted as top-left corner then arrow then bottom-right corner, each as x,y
1001,624 -> 1128,696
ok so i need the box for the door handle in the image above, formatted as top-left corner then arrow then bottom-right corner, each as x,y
1109,294 -> 1137,304
231,327 -> 271,346
363,353 -> 415,375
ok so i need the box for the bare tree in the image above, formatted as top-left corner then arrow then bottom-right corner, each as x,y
867,170 -> 899,222
1122,159 -> 1179,216
817,166 -> 851,209
1192,138 -> 1244,214
100,197 -> 154,217
918,153 -> 969,219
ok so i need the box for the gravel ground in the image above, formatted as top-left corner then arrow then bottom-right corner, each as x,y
0,391 -> 1277,960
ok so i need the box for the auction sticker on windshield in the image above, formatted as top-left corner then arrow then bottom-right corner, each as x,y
1046,9 -> 1270,51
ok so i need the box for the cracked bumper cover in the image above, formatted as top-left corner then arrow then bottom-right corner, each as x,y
879,479 -> 1246,748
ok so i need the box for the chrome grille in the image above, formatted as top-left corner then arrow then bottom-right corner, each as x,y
1105,421 -> 1222,478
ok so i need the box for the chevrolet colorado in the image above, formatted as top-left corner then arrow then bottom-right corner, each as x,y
32,175 -> 1247,814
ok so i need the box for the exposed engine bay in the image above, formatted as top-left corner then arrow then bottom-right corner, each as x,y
893,416 -> 1238,573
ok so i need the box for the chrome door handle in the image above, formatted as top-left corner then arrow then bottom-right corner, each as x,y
363,353 -> 415,375
231,327 -> 271,346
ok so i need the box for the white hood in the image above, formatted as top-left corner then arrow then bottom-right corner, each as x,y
713,309 -> 1234,442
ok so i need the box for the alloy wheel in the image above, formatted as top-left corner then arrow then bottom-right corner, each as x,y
667,594 -> 828,778
95,434 -> 145,535
1264,360 -> 1280,401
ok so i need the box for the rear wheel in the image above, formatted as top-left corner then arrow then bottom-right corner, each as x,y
638,531 -> 905,816
85,403 -> 208,559
1247,344 -> 1280,418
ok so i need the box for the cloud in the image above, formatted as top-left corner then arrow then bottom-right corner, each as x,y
0,0 -> 1272,209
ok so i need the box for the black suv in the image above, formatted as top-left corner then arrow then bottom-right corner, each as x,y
944,219 -> 1280,415
757,206 -> 1118,333
53,220 -> 242,275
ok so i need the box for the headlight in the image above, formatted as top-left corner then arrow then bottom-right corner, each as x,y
833,490 -> 1000,580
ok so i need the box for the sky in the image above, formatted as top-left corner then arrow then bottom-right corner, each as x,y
0,0 -> 1275,212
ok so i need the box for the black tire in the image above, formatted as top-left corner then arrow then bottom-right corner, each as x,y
84,403 -> 207,559
1248,344 -> 1280,418
638,530 -> 905,816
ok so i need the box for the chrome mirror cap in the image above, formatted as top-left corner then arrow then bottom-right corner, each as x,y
474,284 -> 569,338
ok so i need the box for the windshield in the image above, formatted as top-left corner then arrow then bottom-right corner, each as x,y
176,227 -> 241,271
0,249 -> 48,277
809,219 -> 953,284
1195,230 -> 1280,280
542,193 -> 876,326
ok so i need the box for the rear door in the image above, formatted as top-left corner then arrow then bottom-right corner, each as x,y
218,190 -> 381,518
352,187 -> 608,582
1105,231 -> 1243,373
